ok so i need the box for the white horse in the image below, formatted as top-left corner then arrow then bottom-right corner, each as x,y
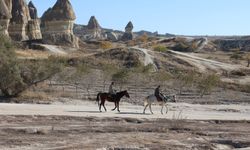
143,94 -> 176,115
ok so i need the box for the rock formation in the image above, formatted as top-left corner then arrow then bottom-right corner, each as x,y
8,0 -> 31,41
106,31 -> 118,41
84,16 -> 103,40
41,0 -> 79,48
0,0 -> 11,35
121,21 -> 134,41
27,1 -> 42,40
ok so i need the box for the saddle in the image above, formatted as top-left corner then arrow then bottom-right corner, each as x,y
108,93 -> 116,100
156,94 -> 168,102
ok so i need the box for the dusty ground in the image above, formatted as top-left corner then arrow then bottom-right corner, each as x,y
0,102 -> 250,149
0,115 -> 249,150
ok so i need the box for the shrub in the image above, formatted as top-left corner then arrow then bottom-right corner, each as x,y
175,70 -> 198,94
112,69 -> 131,89
153,45 -> 168,52
100,41 -> 113,50
245,53 -> 250,67
197,74 -> 220,97
137,33 -> 148,43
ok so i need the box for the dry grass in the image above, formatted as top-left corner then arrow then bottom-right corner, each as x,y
19,90 -> 50,101
16,49 -> 50,59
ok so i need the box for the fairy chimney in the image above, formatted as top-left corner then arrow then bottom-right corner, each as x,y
27,1 -> 42,40
41,0 -> 79,48
121,21 -> 134,41
0,0 -> 11,35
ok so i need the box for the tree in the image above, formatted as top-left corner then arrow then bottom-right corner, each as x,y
0,35 -> 25,96
0,34 -> 64,97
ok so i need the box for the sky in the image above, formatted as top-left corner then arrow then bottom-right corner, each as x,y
31,0 -> 250,36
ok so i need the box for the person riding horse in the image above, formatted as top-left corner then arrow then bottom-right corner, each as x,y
155,85 -> 165,102
109,82 -> 116,99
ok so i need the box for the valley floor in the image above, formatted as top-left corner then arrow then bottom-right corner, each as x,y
0,101 -> 250,149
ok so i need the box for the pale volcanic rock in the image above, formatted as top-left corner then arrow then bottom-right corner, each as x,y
8,0 -> 31,41
0,0 -> 11,35
84,16 -> 103,40
121,21 -> 134,41
28,1 -> 37,19
106,31 -> 118,41
27,1 -> 42,40
41,0 -> 78,48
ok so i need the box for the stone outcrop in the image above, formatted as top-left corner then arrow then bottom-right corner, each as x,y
28,1 -> 37,19
84,16 -> 103,40
121,21 -> 134,41
27,1 -> 42,40
106,31 -> 118,41
0,0 -> 11,35
8,0 -> 31,41
41,0 -> 79,48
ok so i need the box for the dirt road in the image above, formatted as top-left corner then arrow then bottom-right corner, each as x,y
0,102 -> 250,121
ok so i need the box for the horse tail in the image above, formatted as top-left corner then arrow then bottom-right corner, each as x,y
96,93 -> 101,107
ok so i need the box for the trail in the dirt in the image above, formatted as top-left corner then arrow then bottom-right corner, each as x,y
0,102 -> 250,121
39,44 -> 67,55
169,50 -> 244,72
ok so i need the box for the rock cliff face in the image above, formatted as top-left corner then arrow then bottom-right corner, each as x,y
121,21 -> 134,41
41,0 -> 78,48
27,1 -> 42,40
0,0 -> 11,35
214,37 -> 250,51
8,0 -> 31,41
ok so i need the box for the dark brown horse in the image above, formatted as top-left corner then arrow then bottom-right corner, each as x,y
96,90 -> 130,112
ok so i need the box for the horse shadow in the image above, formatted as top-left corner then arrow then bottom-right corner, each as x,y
117,112 -> 151,115
67,111 -> 102,114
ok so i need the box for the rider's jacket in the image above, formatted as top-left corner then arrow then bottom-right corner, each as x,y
109,84 -> 115,94
155,87 -> 160,96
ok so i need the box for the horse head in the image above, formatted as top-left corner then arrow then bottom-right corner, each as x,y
124,90 -> 130,98
172,95 -> 177,103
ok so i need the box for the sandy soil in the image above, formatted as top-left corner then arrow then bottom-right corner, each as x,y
0,115 -> 249,150
0,102 -> 250,121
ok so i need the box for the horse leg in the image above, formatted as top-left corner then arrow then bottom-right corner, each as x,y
112,102 -> 117,111
143,104 -> 149,114
165,104 -> 169,114
149,104 -> 153,114
102,101 -> 107,112
161,103 -> 164,115
99,99 -> 103,112
117,101 -> 120,112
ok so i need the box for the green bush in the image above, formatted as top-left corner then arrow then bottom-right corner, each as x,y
197,74 -> 220,97
153,45 -> 168,52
